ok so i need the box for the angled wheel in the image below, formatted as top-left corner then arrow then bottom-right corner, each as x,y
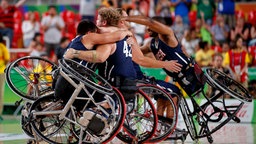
30,95 -> 78,144
205,68 -> 252,102
116,89 -> 158,143
5,56 -> 57,100
138,84 -> 178,143
59,59 -> 113,95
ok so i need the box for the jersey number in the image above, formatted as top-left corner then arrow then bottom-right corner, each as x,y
123,41 -> 132,57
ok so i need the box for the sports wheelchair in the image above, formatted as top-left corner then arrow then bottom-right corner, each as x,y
5,57 -> 162,143
175,66 -> 252,143
27,58 -> 127,143
22,58 -> 159,143
5,56 -> 58,139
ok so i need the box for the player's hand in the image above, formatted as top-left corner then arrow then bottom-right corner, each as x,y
63,48 -> 74,59
126,36 -> 136,46
164,60 -> 182,73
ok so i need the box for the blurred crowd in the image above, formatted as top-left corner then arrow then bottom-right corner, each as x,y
0,0 -> 256,97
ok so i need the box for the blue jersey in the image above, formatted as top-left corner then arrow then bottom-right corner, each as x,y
67,35 -> 95,67
100,38 -> 137,81
150,38 -> 203,95
150,38 -> 191,76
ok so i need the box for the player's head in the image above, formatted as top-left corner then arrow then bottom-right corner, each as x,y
96,7 -> 121,27
76,20 -> 98,35
116,8 -> 131,29
146,16 -> 165,38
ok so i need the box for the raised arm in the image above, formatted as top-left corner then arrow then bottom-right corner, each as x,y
123,15 -> 178,47
123,15 -> 173,36
82,29 -> 132,49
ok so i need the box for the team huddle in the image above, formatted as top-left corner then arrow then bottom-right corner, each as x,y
4,6 -> 253,144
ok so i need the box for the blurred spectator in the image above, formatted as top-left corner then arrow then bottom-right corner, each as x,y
192,0 -> 216,25
170,0 -> 192,25
101,0 -> 118,8
22,11 -> 40,48
28,32 -> 42,50
156,0 -> 171,17
194,19 -> 202,39
221,42 -> 230,62
0,0 -> 26,46
0,33 -> 10,121
130,26 -> 143,46
171,15 -> 189,41
195,41 -> 214,67
223,35 -> 250,88
55,37 -> 70,60
41,5 -> 65,58
248,46 -> 256,67
30,42 -> 45,57
181,27 -> 200,58
212,53 -> 232,75
249,23 -> 256,46
79,0 -> 96,22
199,12 -> 214,45
148,0 -> 156,17
207,53 -> 232,98
230,17 -> 250,45
217,0 -> 235,28
129,1 -> 146,43
211,15 -> 230,46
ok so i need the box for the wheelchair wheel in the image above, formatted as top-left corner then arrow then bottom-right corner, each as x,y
73,87 -> 126,144
138,84 -> 178,143
179,97 -> 197,140
5,56 -> 57,100
116,89 -> 158,143
30,95 -> 78,144
59,59 -> 113,95
205,68 -> 252,102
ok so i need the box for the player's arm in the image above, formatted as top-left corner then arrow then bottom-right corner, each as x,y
123,15 -> 178,47
123,15 -> 173,37
82,29 -> 132,49
63,44 -> 113,63
128,37 -> 182,73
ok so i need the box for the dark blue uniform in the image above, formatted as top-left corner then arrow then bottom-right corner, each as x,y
98,37 -> 137,101
150,38 -> 204,95
100,37 -> 137,81
133,61 -> 181,95
67,35 -> 96,67
55,35 -> 97,106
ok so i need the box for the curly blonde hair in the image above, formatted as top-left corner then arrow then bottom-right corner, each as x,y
98,7 -> 121,27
